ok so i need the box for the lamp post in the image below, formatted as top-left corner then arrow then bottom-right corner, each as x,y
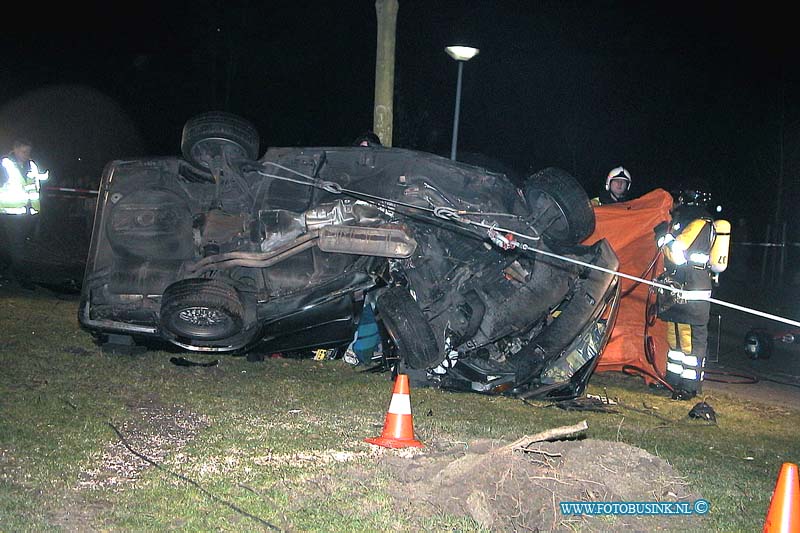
445,45 -> 479,161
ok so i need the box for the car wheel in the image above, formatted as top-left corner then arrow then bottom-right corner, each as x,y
160,279 -> 244,341
377,287 -> 441,369
744,329 -> 772,360
523,167 -> 595,245
180,111 -> 260,172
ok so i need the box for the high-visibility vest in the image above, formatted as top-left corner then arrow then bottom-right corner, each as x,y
660,218 -> 714,268
0,157 -> 49,215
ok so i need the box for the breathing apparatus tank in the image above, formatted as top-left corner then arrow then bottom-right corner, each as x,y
710,219 -> 730,273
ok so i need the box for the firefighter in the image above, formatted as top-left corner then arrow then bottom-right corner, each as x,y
592,166 -> 632,206
0,139 -> 49,274
655,189 -> 730,400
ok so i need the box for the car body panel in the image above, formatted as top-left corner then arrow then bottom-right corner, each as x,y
80,144 -> 620,398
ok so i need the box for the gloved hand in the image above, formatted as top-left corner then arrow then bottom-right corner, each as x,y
653,221 -> 670,242
654,221 -> 674,249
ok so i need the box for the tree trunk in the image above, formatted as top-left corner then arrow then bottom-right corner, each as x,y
373,0 -> 398,146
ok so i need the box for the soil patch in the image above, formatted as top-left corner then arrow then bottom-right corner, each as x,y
48,398 -> 209,532
374,437 -> 705,532
78,397 -> 210,491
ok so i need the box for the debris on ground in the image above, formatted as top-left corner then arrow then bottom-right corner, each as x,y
169,357 -> 219,368
688,401 -> 717,423
373,437 -> 704,532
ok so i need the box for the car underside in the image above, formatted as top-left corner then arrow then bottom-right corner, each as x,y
80,112 -> 620,400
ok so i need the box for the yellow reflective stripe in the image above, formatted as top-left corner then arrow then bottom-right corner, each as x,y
676,219 -> 711,250
0,207 -> 27,214
667,324 -> 677,349
28,161 -> 48,180
1,158 -> 26,191
677,324 -> 693,354
0,187 -> 30,203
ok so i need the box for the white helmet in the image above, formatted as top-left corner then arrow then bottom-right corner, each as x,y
605,166 -> 631,191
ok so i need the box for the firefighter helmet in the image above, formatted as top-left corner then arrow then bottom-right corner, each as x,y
677,189 -> 712,207
605,166 -> 631,191
744,329 -> 773,360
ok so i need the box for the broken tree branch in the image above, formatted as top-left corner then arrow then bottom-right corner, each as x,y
502,420 -> 589,452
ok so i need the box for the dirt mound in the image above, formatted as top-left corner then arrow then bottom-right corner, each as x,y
378,437 -> 706,532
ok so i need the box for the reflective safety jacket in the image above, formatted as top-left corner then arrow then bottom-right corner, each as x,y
656,205 -> 716,324
659,218 -> 714,271
591,190 -> 628,206
0,156 -> 49,214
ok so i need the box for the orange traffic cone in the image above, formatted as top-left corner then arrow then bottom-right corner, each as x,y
764,462 -> 800,532
365,374 -> 423,448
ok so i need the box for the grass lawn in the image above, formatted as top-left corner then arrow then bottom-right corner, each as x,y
1,285 -> 798,531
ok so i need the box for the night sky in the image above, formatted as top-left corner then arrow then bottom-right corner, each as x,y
1,1 -> 797,235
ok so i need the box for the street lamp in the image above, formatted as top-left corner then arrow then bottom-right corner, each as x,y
445,45 -> 479,161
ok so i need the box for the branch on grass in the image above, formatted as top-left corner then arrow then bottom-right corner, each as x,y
525,449 -> 562,458
502,420 -> 589,452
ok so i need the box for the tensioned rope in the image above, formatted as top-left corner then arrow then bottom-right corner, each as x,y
257,161 -> 800,329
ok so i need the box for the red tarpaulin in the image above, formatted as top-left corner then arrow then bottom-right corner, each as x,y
583,188 -> 674,383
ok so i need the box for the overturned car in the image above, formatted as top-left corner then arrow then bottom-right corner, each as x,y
79,112 -> 620,400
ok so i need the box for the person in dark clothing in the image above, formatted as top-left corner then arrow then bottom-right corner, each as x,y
655,189 -> 728,400
592,166 -> 632,205
352,131 -> 382,147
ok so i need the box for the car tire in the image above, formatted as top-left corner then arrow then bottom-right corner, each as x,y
180,111 -> 260,172
377,287 -> 441,369
523,167 -> 595,245
160,278 -> 245,341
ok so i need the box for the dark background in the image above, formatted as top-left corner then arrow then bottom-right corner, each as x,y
1,1 -> 798,238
